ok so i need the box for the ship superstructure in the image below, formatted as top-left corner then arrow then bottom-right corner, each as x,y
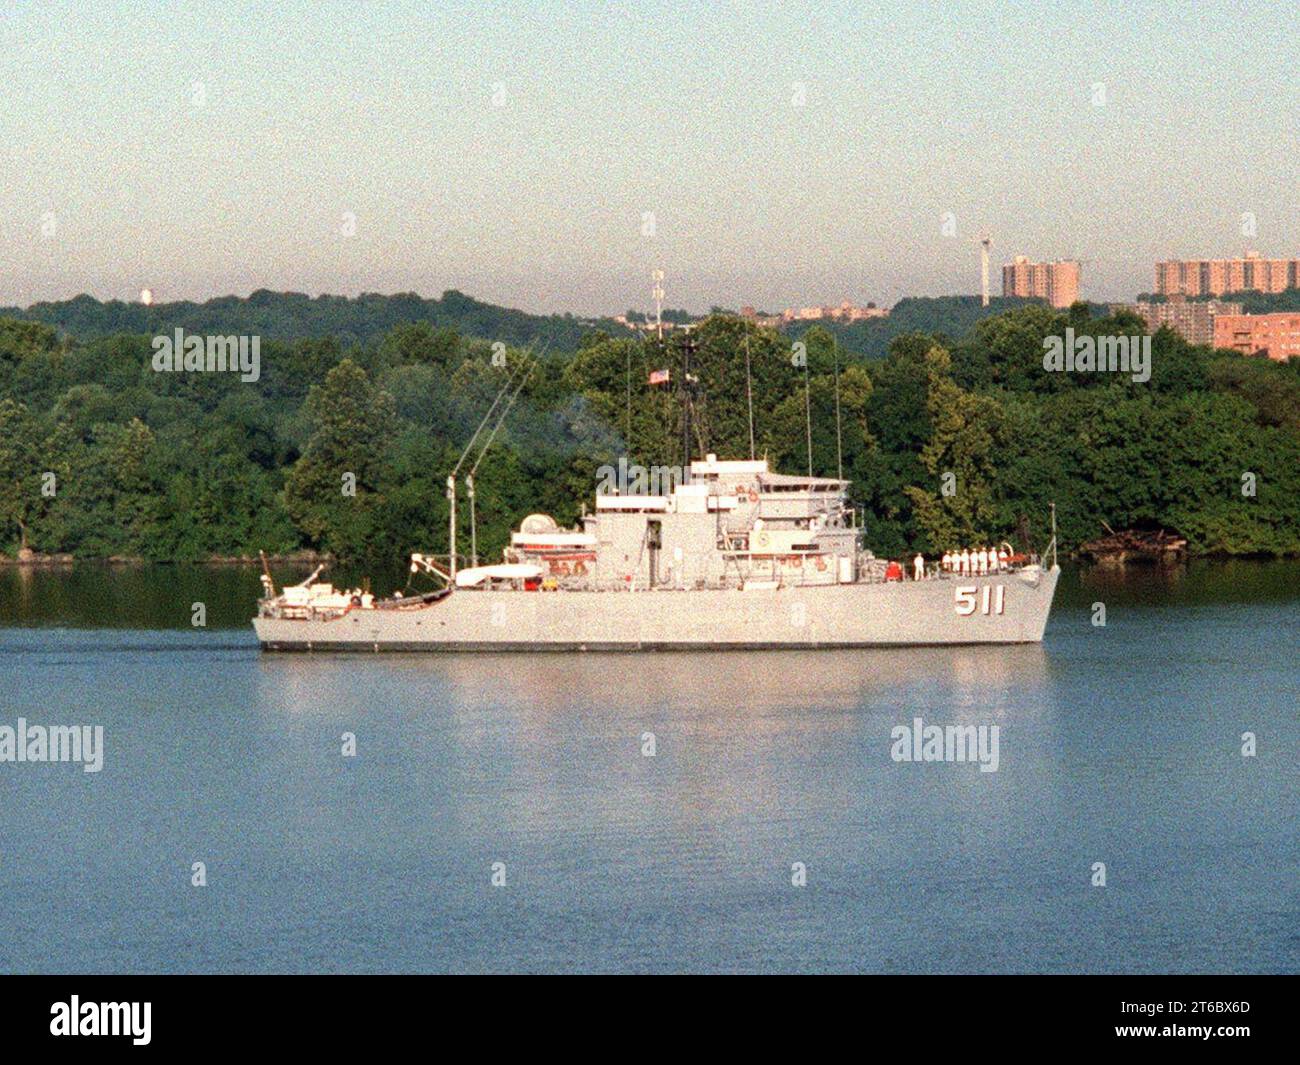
253,454 -> 1059,651
505,456 -> 858,592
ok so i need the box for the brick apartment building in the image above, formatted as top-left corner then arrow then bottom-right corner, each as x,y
1155,253 -> 1300,297
1212,313 -> 1300,361
1002,257 -> 1081,308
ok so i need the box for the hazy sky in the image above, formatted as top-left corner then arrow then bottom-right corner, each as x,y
2,0 -> 1298,315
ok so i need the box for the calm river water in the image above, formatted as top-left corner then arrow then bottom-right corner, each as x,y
0,561 -> 1295,973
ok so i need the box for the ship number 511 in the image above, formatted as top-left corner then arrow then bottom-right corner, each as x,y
955,585 -> 1005,616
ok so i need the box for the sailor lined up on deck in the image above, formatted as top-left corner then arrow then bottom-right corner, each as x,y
940,547 -> 1009,576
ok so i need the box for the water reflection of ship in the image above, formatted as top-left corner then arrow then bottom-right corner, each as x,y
254,644 -> 1055,855
445,646 -> 1047,708
258,644 -> 1050,717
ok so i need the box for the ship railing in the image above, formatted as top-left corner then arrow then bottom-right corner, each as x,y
926,555 -> 1041,580
265,603 -> 351,620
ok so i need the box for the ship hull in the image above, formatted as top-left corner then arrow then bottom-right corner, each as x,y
254,567 -> 1059,651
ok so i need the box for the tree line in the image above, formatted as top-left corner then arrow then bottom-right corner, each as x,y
1,301 -> 1298,565
1,289 -> 616,350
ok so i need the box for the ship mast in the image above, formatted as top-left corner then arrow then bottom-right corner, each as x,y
803,346 -> 813,476
446,474 -> 457,578
744,333 -> 755,460
833,336 -> 843,481
680,330 -> 697,467
467,473 -> 477,568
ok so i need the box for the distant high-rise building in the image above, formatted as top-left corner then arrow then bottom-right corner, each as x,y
1002,257 -> 1080,308
1212,312 -> 1300,361
1155,253 -> 1300,297
1110,295 -> 1242,346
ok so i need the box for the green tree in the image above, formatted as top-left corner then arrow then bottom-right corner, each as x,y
903,346 -> 1008,550
0,399 -> 47,553
284,359 -> 397,558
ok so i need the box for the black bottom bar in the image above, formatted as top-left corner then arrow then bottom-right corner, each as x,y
0,975 -> 1289,1051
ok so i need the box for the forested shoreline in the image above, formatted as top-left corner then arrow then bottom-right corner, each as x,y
2,293 -> 1298,566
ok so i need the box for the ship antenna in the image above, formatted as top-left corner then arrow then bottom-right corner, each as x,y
680,329 -> 697,469
744,332 -> 755,460
803,338 -> 813,476
463,469 -> 478,570
833,334 -> 843,481
625,341 -> 632,452
446,473 -> 457,579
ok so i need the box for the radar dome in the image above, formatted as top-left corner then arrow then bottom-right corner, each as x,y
519,514 -> 559,535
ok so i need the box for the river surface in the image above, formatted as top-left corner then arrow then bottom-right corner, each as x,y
0,561 -> 1296,973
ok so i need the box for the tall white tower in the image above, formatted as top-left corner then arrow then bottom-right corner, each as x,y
979,236 -> 993,307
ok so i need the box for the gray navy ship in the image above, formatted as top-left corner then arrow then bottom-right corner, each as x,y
253,454 -> 1059,651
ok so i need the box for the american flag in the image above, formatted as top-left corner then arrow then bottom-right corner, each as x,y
648,369 -> 670,385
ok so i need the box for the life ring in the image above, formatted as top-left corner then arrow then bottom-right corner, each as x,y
748,488 -> 759,503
